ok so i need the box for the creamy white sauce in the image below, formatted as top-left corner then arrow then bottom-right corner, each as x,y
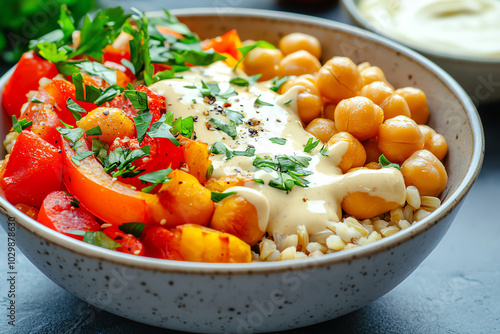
150,62 -> 406,235
358,0 -> 500,58
223,186 -> 270,232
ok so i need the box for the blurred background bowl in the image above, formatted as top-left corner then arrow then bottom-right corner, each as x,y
341,0 -> 500,105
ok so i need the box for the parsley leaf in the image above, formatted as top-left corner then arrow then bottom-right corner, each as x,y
253,155 -> 313,192
138,168 -> 173,193
36,42 -> 69,63
169,115 -> 194,139
211,191 -> 236,203
206,165 -> 214,179
92,138 -> 109,164
124,90 -> 149,113
66,97 -> 86,121
254,94 -> 273,107
304,138 -> 321,153
379,154 -> 401,169
76,61 -> 117,86
148,114 -> 180,146
68,231 -> 122,251
119,223 -> 145,239
209,118 -> 237,139
133,112 -> 153,144
58,127 -> 85,144
12,116 -> 32,134
86,126 -> 102,136
234,40 -> 276,69
103,146 -> 150,178
226,110 -> 244,124
270,76 -> 291,93
209,141 -> 255,159
229,74 -> 261,87
320,145 -> 329,157
71,151 -> 94,166
269,137 -> 286,145
200,81 -> 237,101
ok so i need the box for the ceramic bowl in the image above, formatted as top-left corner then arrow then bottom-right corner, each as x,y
0,8 -> 484,333
341,0 -> 500,104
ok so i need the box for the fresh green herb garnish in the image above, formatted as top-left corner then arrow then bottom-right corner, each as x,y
269,137 -> 286,145
209,141 -> 255,159
57,127 -> 84,144
379,154 -> 401,169
209,118 -> 237,139
211,192 -> 236,203
86,126 -> 102,136
71,151 -> 94,166
254,94 -> 273,107
76,61 -> 117,85
225,110 -> 244,124
304,138 -> 321,153
133,113 -> 153,144
102,146 -> 150,178
253,155 -> 313,192
169,115 -> 194,139
229,74 -> 261,87
234,40 -> 276,70
66,97 -> 87,121
284,99 -> 292,105
200,80 -> 238,101
269,76 -> 290,92
92,138 -> 109,164
206,164 -> 214,179
12,116 -> 32,134
320,145 -> 329,157
118,222 -> 146,239
68,231 -> 122,251
138,168 -> 173,193
124,89 -> 149,114
31,97 -> 44,104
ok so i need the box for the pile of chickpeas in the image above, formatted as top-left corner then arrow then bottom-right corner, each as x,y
243,32 -> 448,220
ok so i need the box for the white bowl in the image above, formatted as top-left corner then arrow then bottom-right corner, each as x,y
0,8 -> 484,333
341,0 -> 500,105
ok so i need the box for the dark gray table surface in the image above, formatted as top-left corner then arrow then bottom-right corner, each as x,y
1,1 -> 499,333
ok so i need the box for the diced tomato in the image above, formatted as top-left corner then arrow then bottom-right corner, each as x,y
37,191 -> 100,240
103,225 -> 145,255
21,102 -> 61,147
201,29 -> 242,60
2,51 -> 59,118
141,226 -> 182,260
0,131 -> 63,207
61,135 -> 149,225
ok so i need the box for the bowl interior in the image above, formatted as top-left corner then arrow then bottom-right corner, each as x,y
0,9 -> 484,272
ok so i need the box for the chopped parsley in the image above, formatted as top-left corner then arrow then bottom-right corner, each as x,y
71,151 -> 95,166
92,138 -> 109,164
138,168 -> 173,193
320,145 -> 329,157
31,97 -> 44,103
118,222 -> 145,238
229,74 -> 261,87
68,231 -> 122,251
209,118 -> 237,139
86,126 -> 102,136
200,81 -> 238,101
102,146 -> 150,178
225,110 -> 244,124
269,76 -> 290,92
210,141 -> 255,159
253,155 -> 313,192
66,98 -> 87,121
379,154 -> 401,169
76,61 -> 117,85
12,116 -> 32,134
211,191 -> 236,203
304,138 -> 320,153
57,126 -> 84,144
269,137 -> 286,145
254,94 -> 273,107
234,40 -> 276,69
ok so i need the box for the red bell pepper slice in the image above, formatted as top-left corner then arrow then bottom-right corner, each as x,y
141,226 -> 183,260
61,135 -> 149,225
201,29 -> 242,60
2,51 -> 59,118
37,191 -> 100,240
21,102 -> 61,147
0,130 -> 63,207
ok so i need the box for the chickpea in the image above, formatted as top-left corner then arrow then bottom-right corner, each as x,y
334,96 -> 384,141
359,81 -> 411,120
396,87 -> 430,124
76,107 -> 135,145
316,57 -> 363,103
280,75 -> 323,123
327,132 -> 366,173
363,137 -> 382,163
360,65 -> 393,88
277,50 -> 321,77
401,149 -> 447,197
155,170 -> 214,227
322,101 -> 337,121
418,125 -> 448,161
378,116 -> 425,163
357,61 -> 371,72
243,47 -> 283,81
305,118 -> 337,142
279,32 -> 322,58
211,194 -> 264,245
342,191 -> 401,219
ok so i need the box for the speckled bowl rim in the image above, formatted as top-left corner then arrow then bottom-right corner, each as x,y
341,0 -> 500,64
0,8 -> 484,275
